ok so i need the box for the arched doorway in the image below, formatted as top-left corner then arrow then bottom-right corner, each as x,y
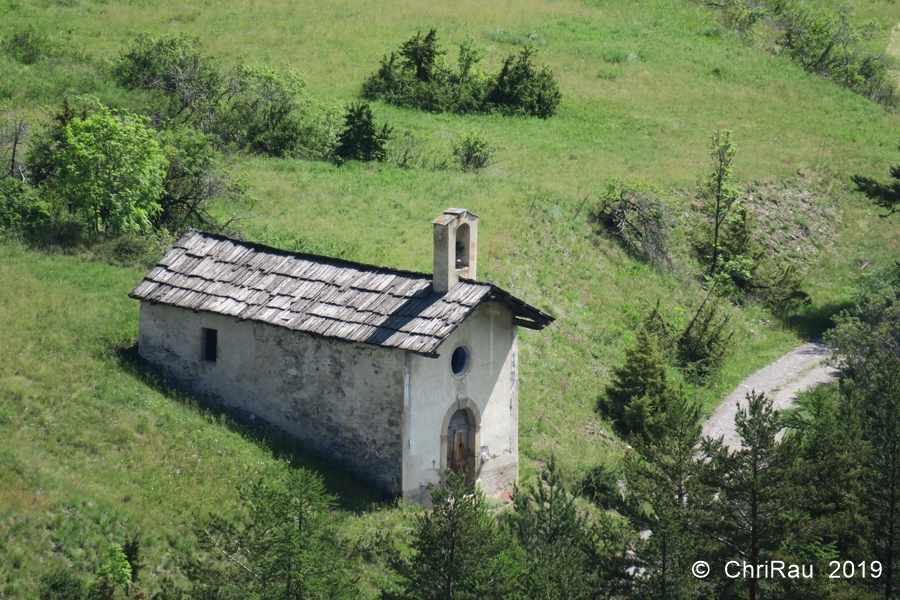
447,409 -> 469,473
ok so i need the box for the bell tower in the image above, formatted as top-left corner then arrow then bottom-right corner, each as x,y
432,208 -> 479,293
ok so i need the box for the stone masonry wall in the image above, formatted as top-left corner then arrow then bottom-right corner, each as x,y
138,302 -> 406,494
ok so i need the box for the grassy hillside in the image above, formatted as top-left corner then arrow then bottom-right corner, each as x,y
2,0 -> 900,595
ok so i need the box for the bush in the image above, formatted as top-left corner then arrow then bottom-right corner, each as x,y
700,0 -> 896,107
362,30 -> 560,117
38,567 -> 88,600
486,43 -> 561,118
2,26 -> 59,64
452,130 -> 497,172
332,102 -> 392,164
0,178 -> 50,235
595,179 -> 671,268
580,463 -> 622,510
213,63 -> 311,158
676,295 -> 734,384
111,33 -> 222,128
156,125 -> 254,232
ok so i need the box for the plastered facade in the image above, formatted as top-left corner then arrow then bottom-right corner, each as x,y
138,299 -> 519,501
404,301 -> 518,504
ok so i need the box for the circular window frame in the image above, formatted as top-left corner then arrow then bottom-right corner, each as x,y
450,345 -> 471,377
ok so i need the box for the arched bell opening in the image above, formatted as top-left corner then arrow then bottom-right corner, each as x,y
455,223 -> 470,270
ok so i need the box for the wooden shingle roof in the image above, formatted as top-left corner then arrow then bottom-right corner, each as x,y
130,230 -> 553,357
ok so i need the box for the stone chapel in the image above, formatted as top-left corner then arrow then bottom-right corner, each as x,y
130,209 -> 554,503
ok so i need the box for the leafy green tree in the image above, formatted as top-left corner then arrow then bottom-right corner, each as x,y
383,470 -> 524,600
698,391 -> 802,600
600,327 -> 681,441
51,106 -> 167,234
188,465 -> 357,600
509,457 -> 622,599
92,543 -> 133,600
333,102 -> 392,164
622,392 -> 706,600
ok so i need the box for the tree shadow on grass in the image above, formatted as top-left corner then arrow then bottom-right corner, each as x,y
112,341 -> 390,513
776,300 -> 853,341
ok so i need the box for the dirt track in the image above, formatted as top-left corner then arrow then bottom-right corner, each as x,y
701,342 -> 839,450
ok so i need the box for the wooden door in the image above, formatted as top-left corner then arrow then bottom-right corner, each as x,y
447,410 -> 470,473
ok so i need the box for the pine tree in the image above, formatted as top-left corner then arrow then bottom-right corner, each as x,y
188,465 -> 357,600
698,129 -> 742,279
509,457 -> 624,599
698,392 -> 802,600
623,392 -> 706,600
333,102 -> 392,164
383,470 -> 524,600
600,327 -> 680,441
826,280 -> 900,599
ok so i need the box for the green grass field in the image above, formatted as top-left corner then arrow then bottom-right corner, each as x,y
2,0 -> 900,595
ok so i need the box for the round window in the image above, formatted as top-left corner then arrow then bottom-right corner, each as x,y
451,346 -> 471,376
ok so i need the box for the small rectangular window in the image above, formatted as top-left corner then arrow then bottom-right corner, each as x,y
201,328 -> 218,362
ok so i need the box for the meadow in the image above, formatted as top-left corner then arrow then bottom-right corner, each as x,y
2,0 -> 900,595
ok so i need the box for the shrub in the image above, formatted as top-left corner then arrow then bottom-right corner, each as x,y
38,567 -> 88,600
452,129 -> 497,172
700,0 -> 896,107
1,26 -> 58,64
486,43 -> 561,118
362,30 -> 560,117
111,33 -> 222,128
213,63 -> 311,158
580,463 -> 622,510
156,125 -> 254,232
0,178 -> 50,235
595,178 -> 671,268
676,295 -> 734,384
332,102 -> 392,164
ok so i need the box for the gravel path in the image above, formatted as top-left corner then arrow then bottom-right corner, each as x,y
701,342 -> 839,450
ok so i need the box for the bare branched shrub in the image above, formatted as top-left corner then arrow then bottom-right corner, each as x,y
595,178 -> 672,268
0,112 -> 29,181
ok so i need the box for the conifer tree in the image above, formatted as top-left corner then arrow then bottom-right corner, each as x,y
383,470 -> 524,600
826,274 -> 900,599
333,102 -> 392,164
600,327 -> 680,441
509,457 -> 625,599
188,465 -> 357,600
623,392 -> 706,600
698,392 -> 802,600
